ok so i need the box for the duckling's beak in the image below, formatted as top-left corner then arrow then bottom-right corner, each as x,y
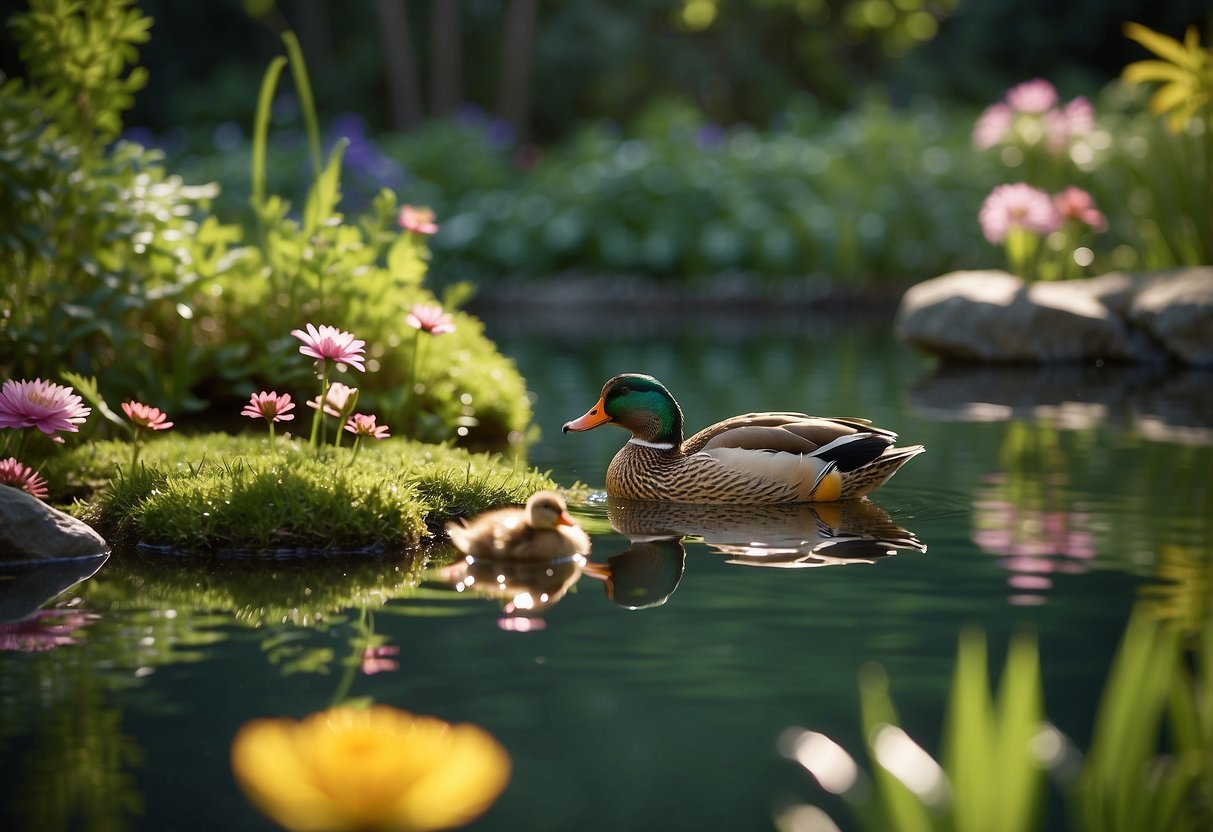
562,397 -> 611,433
557,510 -> 577,527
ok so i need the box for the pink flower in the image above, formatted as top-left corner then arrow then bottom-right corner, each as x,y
242,391 -> 295,422
122,401 -> 174,431
290,324 -> 367,371
1053,187 -> 1107,231
306,382 -> 359,417
0,608 -> 93,652
398,205 -> 438,235
0,457 -> 49,500
979,183 -> 1061,244
1005,78 -> 1058,114
973,103 -> 1013,150
0,378 -> 91,441
345,413 -> 391,440
360,645 -> 400,675
1045,97 -> 1095,154
406,304 -> 456,336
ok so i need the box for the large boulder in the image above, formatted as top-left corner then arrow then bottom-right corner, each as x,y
896,268 -> 1213,364
0,486 -> 109,563
1129,268 -> 1213,367
895,270 -> 1140,362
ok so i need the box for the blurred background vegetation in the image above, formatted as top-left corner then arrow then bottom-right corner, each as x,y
0,0 -> 1209,421
1,0 -> 1202,139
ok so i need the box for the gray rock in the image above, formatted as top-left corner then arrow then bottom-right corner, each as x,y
896,268 -> 1213,364
895,270 -> 1137,362
1129,268 -> 1213,366
0,486 -> 109,563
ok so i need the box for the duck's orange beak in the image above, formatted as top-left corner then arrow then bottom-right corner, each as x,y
557,510 -> 577,527
562,397 -> 611,433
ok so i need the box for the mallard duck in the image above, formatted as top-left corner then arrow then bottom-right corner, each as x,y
445,490 -> 591,561
562,373 -> 924,503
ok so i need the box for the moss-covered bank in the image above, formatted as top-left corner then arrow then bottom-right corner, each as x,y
40,434 -> 564,555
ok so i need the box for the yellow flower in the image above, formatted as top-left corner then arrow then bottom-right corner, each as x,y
1122,21 -> 1213,133
231,706 -> 511,832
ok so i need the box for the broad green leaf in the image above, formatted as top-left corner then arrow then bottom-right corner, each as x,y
303,139 -> 347,235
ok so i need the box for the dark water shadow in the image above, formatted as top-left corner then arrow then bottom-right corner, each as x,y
908,362 -> 1213,444
0,553 -> 110,626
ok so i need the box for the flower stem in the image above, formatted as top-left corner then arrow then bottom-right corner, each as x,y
310,371 -> 329,450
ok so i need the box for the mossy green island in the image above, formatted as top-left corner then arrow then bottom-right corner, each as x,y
43,434 -> 564,555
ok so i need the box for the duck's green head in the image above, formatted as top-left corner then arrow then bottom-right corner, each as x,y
562,373 -> 684,446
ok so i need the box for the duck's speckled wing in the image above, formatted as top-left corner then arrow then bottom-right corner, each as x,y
686,413 -> 896,455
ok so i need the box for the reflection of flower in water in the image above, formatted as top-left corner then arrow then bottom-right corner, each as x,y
973,472 -> 1096,605
232,705 -> 511,832
0,608 -> 95,652
360,644 -> 400,675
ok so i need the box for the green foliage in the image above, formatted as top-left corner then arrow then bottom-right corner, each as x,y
788,610 -> 1213,831
1072,614 -> 1212,832
413,97 -> 996,285
841,630 -> 1044,832
49,432 -> 559,553
8,0 -> 150,152
0,6 -> 534,446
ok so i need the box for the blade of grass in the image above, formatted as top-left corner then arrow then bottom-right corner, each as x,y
858,663 -> 936,832
943,627 -> 994,832
251,55 -> 287,218
993,629 -> 1043,832
281,30 -> 322,181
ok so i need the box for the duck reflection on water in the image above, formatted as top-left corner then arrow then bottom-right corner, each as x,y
432,494 -> 924,624
606,497 -> 926,568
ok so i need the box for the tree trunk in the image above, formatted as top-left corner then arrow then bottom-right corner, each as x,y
496,0 -> 537,141
430,0 -> 461,116
375,0 -> 423,130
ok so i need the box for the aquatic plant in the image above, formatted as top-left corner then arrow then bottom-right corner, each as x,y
231,705 -> 511,832
781,608 -> 1213,831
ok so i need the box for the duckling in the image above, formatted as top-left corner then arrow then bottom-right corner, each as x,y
445,490 -> 591,561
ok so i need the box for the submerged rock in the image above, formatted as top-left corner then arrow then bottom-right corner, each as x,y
0,486 -> 109,563
896,268 -> 1213,365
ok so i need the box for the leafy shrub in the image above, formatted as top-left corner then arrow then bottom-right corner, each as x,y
0,2 -> 533,447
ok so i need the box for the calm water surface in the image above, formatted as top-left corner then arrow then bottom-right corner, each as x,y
2,314 -> 1210,831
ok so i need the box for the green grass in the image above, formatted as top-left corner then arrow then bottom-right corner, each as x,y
42,433 -> 564,554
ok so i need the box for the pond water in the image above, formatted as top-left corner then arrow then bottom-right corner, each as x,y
2,311 -> 1210,831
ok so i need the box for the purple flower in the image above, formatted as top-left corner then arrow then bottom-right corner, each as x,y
291,324 -> 367,372
0,379 -> 91,441
979,183 -> 1061,244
